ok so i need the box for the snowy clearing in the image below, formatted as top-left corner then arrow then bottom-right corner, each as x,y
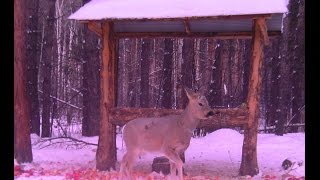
15,129 -> 304,179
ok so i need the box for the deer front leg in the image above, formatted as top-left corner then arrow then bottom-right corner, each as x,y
120,150 -> 138,180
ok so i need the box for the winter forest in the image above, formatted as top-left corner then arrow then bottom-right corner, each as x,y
14,0 -> 305,179
22,0 -> 304,138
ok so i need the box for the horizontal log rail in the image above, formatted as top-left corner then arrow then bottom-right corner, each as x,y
113,31 -> 281,39
110,106 -> 249,128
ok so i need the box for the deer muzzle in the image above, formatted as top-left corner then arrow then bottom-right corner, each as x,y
206,111 -> 214,117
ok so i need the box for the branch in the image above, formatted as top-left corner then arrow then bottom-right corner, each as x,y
285,105 -> 305,128
37,136 -> 98,149
38,90 -> 82,110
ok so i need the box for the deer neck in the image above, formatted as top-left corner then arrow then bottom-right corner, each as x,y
179,105 -> 200,131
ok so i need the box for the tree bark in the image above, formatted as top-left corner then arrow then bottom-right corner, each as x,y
240,18 -> 268,176
140,38 -> 152,108
287,0 -> 305,132
241,40 -> 251,103
82,20 -> 101,136
26,0 -> 40,136
181,39 -> 195,107
96,22 -> 117,170
209,40 -> 223,107
162,38 -> 173,108
265,37 -> 281,132
276,3 -> 292,135
41,0 -> 55,138
14,0 -> 33,163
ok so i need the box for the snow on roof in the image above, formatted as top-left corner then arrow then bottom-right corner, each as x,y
69,0 -> 288,21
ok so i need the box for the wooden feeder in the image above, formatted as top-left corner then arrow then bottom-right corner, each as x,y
69,0 -> 287,176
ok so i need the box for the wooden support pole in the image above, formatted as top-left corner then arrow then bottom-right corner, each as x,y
183,20 -> 191,34
239,18 -> 268,176
88,21 -> 102,37
109,106 -> 248,128
96,21 -> 117,170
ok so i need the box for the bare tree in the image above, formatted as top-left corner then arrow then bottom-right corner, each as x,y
26,0 -> 40,136
181,39 -> 195,108
81,0 -> 101,136
41,0 -> 56,137
161,38 -> 174,108
287,0 -> 305,132
140,38 -> 153,108
263,37 -> 281,132
14,0 -> 33,163
209,40 -> 223,107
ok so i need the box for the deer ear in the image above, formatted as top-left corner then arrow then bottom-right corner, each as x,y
184,88 -> 197,100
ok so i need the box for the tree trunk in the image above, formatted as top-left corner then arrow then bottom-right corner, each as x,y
26,0 -> 40,136
240,18 -> 267,176
265,37 -> 281,132
162,38 -> 173,108
41,0 -> 55,138
117,39 -> 129,107
14,0 -> 33,163
241,40 -> 251,103
126,39 -> 135,107
140,38 -> 152,108
276,2 -> 293,135
96,22 -> 117,170
220,40 -> 231,107
209,40 -> 223,107
82,20 -> 101,136
181,39 -> 195,107
287,0 -> 305,132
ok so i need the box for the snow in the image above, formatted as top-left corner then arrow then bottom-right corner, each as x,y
69,0 -> 288,20
15,129 -> 304,179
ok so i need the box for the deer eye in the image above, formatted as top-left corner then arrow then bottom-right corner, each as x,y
198,103 -> 203,106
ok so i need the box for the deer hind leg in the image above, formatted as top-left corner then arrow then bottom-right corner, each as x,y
163,148 -> 184,180
120,150 -> 138,180
170,161 -> 177,176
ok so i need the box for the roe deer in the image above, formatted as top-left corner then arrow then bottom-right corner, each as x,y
120,88 -> 214,180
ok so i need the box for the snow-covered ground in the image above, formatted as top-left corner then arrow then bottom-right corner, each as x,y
15,129 -> 305,180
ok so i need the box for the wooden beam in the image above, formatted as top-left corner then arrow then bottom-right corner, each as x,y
88,21 -> 102,37
109,107 -> 248,128
257,18 -> 270,45
114,31 -> 280,39
109,14 -> 273,22
76,14 -> 274,23
77,14 -> 274,24
239,18 -> 268,176
96,21 -> 117,171
183,20 -> 191,34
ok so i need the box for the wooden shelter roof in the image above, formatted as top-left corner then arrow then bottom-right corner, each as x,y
69,0 -> 287,34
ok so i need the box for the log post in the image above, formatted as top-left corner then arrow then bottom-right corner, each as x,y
239,18 -> 269,176
96,21 -> 117,170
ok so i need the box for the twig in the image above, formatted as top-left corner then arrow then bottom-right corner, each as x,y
37,136 -> 98,149
285,105 -> 305,131
38,90 -> 82,110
